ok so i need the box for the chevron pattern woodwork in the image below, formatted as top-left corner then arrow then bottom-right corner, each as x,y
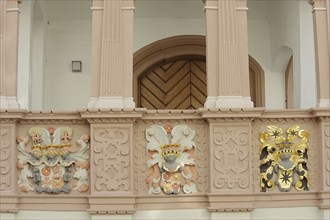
139,59 -> 206,109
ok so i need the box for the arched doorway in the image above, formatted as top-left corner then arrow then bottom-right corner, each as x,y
133,35 -> 265,109
249,56 -> 265,107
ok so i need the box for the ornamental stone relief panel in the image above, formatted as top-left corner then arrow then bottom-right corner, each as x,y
17,126 -> 90,194
92,124 -> 132,193
0,126 -> 13,192
324,124 -> 330,188
252,119 -> 319,193
259,125 -> 309,192
146,124 -> 197,195
211,123 -> 251,192
134,119 -> 208,195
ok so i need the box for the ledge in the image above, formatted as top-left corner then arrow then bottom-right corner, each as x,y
0,195 -> 19,213
88,195 -> 136,214
0,109 -> 25,121
136,194 -> 208,210
18,195 -> 89,211
79,108 -> 145,121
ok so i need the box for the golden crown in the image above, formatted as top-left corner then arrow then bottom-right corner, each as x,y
276,141 -> 293,149
160,143 -> 181,157
276,141 -> 294,155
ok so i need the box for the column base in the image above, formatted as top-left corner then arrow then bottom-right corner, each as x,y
88,97 -> 98,108
204,96 -> 254,108
88,97 -> 136,109
316,99 -> 330,108
204,96 -> 218,108
123,97 -> 135,108
0,96 -> 20,109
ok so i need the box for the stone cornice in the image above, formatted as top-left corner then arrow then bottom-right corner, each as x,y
311,108 -> 330,118
143,109 -> 202,120
200,107 -> 264,121
79,108 -> 145,123
0,109 -> 25,121
1,108 -> 328,122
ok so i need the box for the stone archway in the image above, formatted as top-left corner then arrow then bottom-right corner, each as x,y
133,35 -> 206,109
249,55 -> 265,107
133,35 -> 265,109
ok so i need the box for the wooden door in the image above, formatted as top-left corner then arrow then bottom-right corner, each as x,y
138,59 -> 206,109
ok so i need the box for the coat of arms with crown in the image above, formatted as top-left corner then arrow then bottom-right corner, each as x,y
146,124 -> 197,195
259,125 -> 309,192
17,127 -> 90,193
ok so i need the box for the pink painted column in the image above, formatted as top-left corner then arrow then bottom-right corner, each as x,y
88,0 -> 104,108
311,0 -> 330,108
0,0 -> 20,109
204,0 -> 219,108
204,0 -> 253,108
235,0 -> 251,106
0,0 -> 6,103
122,0 -> 135,108
89,0 -> 135,108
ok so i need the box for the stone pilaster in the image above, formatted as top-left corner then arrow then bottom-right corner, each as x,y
313,109 -> 330,209
327,0 -> 330,55
204,0 -> 219,107
235,0 -> 251,107
89,0 -> 135,109
81,109 -> 144,214
0,0 -> 20,109
311,0 -> 330,108
0,110 -> 24,212
202,109 -> 259,212
88,0 -> 104,108
204,0 -> 253,108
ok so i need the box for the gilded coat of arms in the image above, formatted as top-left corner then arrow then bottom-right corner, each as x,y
259,125 -> 309,192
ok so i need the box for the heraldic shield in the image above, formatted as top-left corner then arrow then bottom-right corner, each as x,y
146,124 -> 197,195
259,125 -> 309,192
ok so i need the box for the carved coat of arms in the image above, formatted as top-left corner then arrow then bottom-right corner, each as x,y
259,125 -> 309,192
17,127 -> 90,193
146,124 -> 197,195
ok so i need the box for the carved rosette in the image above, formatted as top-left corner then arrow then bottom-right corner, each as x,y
92,125 -> 131,192
211,124 -> 250,191
17,127 -> 90,193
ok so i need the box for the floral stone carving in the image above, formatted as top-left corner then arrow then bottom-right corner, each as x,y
146,123 -> 197,195
17,127 -> 90,193
259,125 -> 309,192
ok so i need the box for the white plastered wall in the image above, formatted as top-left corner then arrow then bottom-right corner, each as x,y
18,0 -> 92,111
1,208 -> 329,220
133,0 -> 205,52
31,2 -> 46,110
248,0 -> 316,109
18,0 -> 316,110
18,0 -> 34,109
44,19 -> 91,111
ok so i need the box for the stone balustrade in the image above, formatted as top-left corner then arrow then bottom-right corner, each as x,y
0,108 -> 329,214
